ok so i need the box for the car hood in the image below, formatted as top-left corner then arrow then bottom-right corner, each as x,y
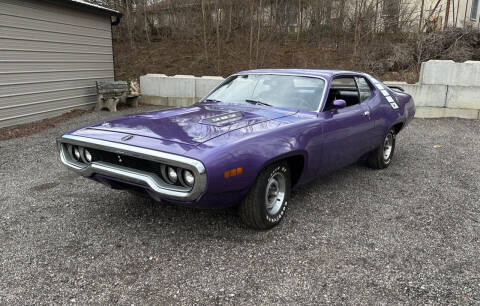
82,103 -> 297,145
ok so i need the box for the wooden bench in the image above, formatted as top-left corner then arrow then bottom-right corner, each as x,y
95,81 -> 140,112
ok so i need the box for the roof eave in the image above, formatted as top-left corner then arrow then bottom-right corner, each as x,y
44,0 -> 122,18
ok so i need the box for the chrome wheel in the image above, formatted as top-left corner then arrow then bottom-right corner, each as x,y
383,133 -> 394,162
265,172 -> 286,215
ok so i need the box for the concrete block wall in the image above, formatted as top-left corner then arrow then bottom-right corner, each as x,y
140,60 -> 480,119
140,74 -> 223,107
385,60 -> 480,119
420,60 -> 480,87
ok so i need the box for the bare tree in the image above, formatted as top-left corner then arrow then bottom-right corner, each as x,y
249,0 -> 254,68
297,0 -> 302,42
215,0 -> 221,73
255,0 -> 263,66
201,0 -> 209,63
464,0 -> 470,28
444,0 -> 451,29
419,0 -> 425,33
421,0 -> 442,32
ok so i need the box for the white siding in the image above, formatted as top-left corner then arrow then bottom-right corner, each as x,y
0,0 -> 115,128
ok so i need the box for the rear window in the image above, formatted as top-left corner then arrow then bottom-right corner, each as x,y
331,78 -> 356,88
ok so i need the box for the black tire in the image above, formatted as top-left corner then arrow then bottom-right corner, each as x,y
239,162 -> 291,230
367,129 -> 396,169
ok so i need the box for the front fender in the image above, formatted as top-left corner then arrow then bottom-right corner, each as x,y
197,129 -> 310,195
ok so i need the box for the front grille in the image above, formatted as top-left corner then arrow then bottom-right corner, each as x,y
59,135 -> 206,201
61,141 -> 196,190
88,148 -> 163,178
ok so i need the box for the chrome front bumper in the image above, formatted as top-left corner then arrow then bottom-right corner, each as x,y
57,134 -> 207,201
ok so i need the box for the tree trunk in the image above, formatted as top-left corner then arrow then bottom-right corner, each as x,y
452,0 -> 456,26
464,0 -> 470,28
418,0 -> 425,33
256,0 -> 262,66
227,0 -> 233,41
455,0 -> 460,27
125,0 -> 134,49
444,0 -> 451,29
201,0 -> 209,63
249,0 -> 254,68
337,0 -> 346,36
353,0 -> 359,60
296,0 -> 302,42
421,0 -> 442,32
273,0 -> 278,33
215,0 -> 221,74
143,0 -> 150,44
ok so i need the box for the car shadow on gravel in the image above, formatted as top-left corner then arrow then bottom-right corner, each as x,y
95,190 -> 250,232
87,164 -> 364,235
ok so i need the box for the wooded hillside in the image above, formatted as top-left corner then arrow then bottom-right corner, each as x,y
88,0 -> 480,82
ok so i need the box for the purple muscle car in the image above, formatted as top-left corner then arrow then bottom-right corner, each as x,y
57,69 -> 415,229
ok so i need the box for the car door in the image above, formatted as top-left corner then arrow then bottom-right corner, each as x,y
317,76 -> 374,174
354,76 -> 379,151
359,76 -> 393,149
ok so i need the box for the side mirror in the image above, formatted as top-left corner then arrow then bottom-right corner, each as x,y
333,99 -> 347,109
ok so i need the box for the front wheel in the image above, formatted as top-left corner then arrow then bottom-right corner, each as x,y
239,162 -> 291,230
367,129 -> 396,169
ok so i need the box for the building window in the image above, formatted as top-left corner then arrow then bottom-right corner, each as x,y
472,0 -> 479,20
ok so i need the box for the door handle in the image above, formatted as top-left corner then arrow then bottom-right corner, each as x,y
363,111 -> 370,117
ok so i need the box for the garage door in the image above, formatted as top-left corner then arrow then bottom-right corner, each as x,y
0,0 -> 115,128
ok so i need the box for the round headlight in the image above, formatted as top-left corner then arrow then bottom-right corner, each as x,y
183,170 -> 195,186
84,149 -> 92,163
167,167 -> 178,183
73,146 -> 81,160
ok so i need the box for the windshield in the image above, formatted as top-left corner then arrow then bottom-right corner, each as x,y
204,74 -> 326,112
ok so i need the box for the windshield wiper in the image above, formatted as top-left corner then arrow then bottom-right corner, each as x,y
245,99 -> 272,107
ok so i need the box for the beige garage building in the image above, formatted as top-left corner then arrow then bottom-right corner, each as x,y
0,0 -> 121,128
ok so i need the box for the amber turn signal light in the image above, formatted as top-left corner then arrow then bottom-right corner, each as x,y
224,167 -> 243,178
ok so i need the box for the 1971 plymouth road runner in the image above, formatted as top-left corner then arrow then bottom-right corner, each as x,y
58,69 -> 415,229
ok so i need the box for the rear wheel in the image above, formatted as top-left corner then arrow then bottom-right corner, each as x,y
367,129 -> 396,169
239,162 -> 291,230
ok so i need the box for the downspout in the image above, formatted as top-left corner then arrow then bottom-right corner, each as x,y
111,15 -> 122,26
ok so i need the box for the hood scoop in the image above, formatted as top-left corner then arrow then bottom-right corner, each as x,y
200,111 -> 244,126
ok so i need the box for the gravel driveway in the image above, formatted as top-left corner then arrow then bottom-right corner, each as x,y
1,106 -> 479,304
